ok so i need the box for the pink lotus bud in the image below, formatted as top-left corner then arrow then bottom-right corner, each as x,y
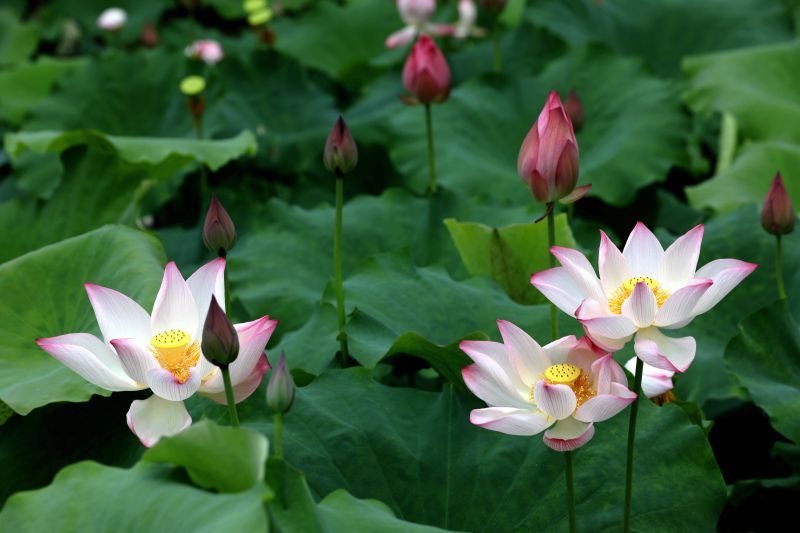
201,296 -> 239,367
564,90 -> 584,131
761,172 -> 796,235
141,22 -> 159,48
402,35 -> 451,105
97,7 -> 127,32
266,352 -> 295,414
203,194 -> 237,256
185,39 -> 224,66
323,116 -> 359,176
517,91 -> 580,203
398,0 -> 436,26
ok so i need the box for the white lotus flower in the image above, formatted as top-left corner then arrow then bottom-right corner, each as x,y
97,7 -> 127,32
531,223 -> 756,373
37,260 -> 277,446
386,0 -> 455,48
185,39 -> 225,66
624,357 -> 674,398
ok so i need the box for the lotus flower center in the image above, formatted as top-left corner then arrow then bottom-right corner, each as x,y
150,329 -> 201,384
608,276 -> 670,315
531,363 -> 595,407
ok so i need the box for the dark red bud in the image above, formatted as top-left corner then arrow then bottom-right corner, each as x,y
323,116 -> 358,176
761,172 -> 796,236
201,296 -> 239,367
203,194 -> 237,256
402,36 -> 451,105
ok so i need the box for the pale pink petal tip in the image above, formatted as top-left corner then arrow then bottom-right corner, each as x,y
543,422 -> 596,452
559,184 -> 592,205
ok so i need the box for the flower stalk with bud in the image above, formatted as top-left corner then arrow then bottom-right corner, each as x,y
202,296 -> 240,427
761,172 -> 796,299
267,352 -> 295,459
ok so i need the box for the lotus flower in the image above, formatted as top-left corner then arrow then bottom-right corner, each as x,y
453,0 -> 486,39
462,321 -> 636,452
531,223 -> 757,373
37,260 -> 277,446
402,35 -> 451,105
624,358 -> 674,399
97,7 -> 127,32
386,0 -> 454,48
185,39 -> 224,66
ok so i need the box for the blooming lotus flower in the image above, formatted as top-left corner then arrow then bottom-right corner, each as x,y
185,39 -> 225,66
386,0 -> 454,48
97,7 -> 127,32
36,260 -> 277,446
402,35 -> 451,105
624,358 -> 674,399
453,0 -> 486,39
462,321 -> 636,452
531,223 -> 757,373
761,172 -> 796,236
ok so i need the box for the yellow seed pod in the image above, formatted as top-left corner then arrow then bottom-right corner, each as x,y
243,0 -> 267,14
180,75 -> 206,96
247,7 -> 273,26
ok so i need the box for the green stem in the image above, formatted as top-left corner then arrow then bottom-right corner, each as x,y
776,235 -> 786,300
565,451 -> 577,533
195,120 -> 208,203
221,366 -> 239,428
334,176 -> 349,366
547,203 -> 558,340
424,104 -> 438,195
623,358 -> 644,533
492,32 -> 502,73
273,412 -> 283,459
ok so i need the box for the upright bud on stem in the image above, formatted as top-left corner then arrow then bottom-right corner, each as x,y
203,194 -> 237,256
202,296 -> 239,367
761,172 -> 796,236
267,352 -> 295,414
323,116 -> 359,176
402,35 -> 451,105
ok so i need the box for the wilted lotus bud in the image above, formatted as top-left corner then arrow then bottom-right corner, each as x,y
517,91 -> 580,203
185,39 -> 224,66
398,0 -> 436,26
323,116 -> 359,176
141,22 -> 159,48
564,90 -> 585,131
202,296 -> 239,367
97,7 -> 127,32
203,194 -> 237,256
761,172 -> 796,236
267,352 -> 295,414
402,35 -> 451,105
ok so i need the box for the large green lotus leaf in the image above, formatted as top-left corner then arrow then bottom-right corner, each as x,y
530,0 -> 792,77
317,490 -> 454,532
0,58 -> 85,126
236,369 -> 726,532
0,461 -> 268,532
444,213 -> 576,304
686,141 -> 800,213
725,301 -> 800,444
387,46 -> 686,206
683,42 -> 800,144
0,9 -> 39,65
0,226 -> 165,414
143,420 -> 268,493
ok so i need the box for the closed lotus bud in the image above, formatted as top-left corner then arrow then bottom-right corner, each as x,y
517,91 -> 580,203
185,39 -> 224,66
203,194 -> 237,256
323,116 -> 358,176
202,296 -> 239,367
761,172 -> 796,235
402,35 -> 451,105
267,352 -> 295,414
398,0 -> 436,26
141,22 -> 159,48
97,7 -> 127,32
564,90 -> 585,131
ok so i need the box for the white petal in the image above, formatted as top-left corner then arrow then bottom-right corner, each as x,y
229,317 -> 278,385
530,267 -> 585,315
200,354 -> 269,404
533,380 -> 577,420
589,353 -> 627,395
623,222 -> 664,278
543,418 -> 595,452
385,25 -> 416,48
469,407 -> 552,436
565,337 -> 603,372
542,335 -> 579,365
145,367 -> 201,401
654,279 -> 713,328
110,338 -> 159,384
692,259 -> 758,315
574,383 -> 636,422
460,339 -> 528,398
85,283 -> 151,344
578,312 -> 638,341
497,320 -> 550,384
150,262 -> 198,338
551,247 -> 607,307
626,357 -> 675,398
598,230 -> 630,295
658,224 -> 704,291
126,395 -> 191,447
634,327 -> 695,373
462,364 -> 531,410
621,282 -> 658,327
186,258 -> 226,341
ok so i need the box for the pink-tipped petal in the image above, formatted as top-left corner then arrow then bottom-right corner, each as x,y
589,353 -> 627,395
110,338 -> 159,384
36,333 -> 141,391
145,367 -> 201,401
186,258 -> 226,340
460,339 -> 527,395
543,418 -> 595,452
151,262 -> 198,338
634,327 -> 695,373
623,222 -> 664,278
462,365 -> 531,410
126,395 -> 191,447
497,320 -> 550,382
530,267 -> 585,315
385,25 -> 416,48
654,279 -> 713,328
228,317 -> 277,384
469,407 -> 552,436
85,283 -> 151,345
599,231 -> 630,295
543,335 -> 580,365
201,353 -> 270,404
625,357 -> 675,398
692,259 -> 758,315
574,383 -> 636,422
658,224 -> 704,290
533,380 -> 577,420
578,313 -> 637,341
559,184 -> 592,205
621,282 -> 658,327
565,337 -> 601,372
550,247 -> 606,305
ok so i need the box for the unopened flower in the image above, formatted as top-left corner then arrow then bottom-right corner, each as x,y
624,358 -> 674,399
462,322 -> 636,452
266,352 -> 295,414
323,116 -> 358,176
761,172 -> 796,236
203,194 -> 237,256
402,35 -> 451,105
453,0 -> 486,39
531,223 -> 757,373
564,90 -> 584,131
386,0 -> 455,48
202,297 -> 239,367
97,7 -> 127,32
140,22 -> 159,48
185,39 -> 224,66
37,260 -> 277,446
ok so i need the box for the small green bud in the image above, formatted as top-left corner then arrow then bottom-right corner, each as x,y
266,352 -> 294,414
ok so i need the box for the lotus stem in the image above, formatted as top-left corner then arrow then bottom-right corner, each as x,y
547,203 -> 558,340
334,176 -> 349,365
565,451 -> 577,533
273,412 -> 283,459
492,32 -> 502,73
220,365 -> 239,428
425,103 -> 438,195
776,235 -> 786,300
623,357 -> 644,532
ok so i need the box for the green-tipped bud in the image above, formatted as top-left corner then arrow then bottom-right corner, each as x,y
203,194 -> 237,256
267,352 -> 294,414
202,296 -> 239,367
323,116 -> 358,177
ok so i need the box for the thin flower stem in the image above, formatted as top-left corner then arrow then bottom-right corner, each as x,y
547,203 -> 558,340
221,365 -> 239,428
492,32 -> 502,73
425,103 -> 438,195
273,412 -> 283,459
195,119 -> 208,202
334,176 -> 349,366
623,357 -> 644,533
565,451 -> 577,533
776,235 -> 786,300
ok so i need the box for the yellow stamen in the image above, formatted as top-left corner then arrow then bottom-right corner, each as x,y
608,276 -> 670,315
529,363 -> 595,407
150,329 -> 201,384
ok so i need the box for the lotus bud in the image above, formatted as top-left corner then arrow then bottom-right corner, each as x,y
140,22 -> 159,48
203,194 -> 237,256
97,7 -> 127,32
517,91 -> 580,203
267,352 -> 295,414
202,297 -> 239,367
564,90 -> 585,131
185,39 -> 224,66
402,35 -> 451,105
761,172 -> 796,236
323,116 -> 359,176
